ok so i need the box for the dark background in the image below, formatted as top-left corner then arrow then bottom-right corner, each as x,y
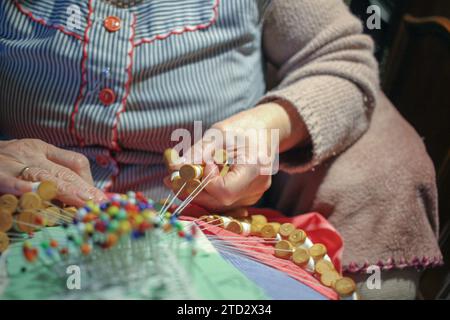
347,0 -> 449,299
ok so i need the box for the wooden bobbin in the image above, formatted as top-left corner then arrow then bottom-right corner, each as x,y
237,217 -> 251,224
320,270 -> 341,288
211,215 -> 224,226
14,210 -> 39,233
274,240 -> 294,259
19,192 -> 42,211
250,214 -> 267,236
170,171 -> 185,192
0,232 -> 10,253
226,220 -> 243,234
0,209 -> 14,232
314,259 -> 335,275
185,179 -> 202,194
260,222 -> 280,239
212,215 -> 234,227
37,181 -> 58,201
292,247 -> 310,267
42,206 -> 61,227
221,217 -> 232,228
0,194 -> 19,214
250,223 -> 264,236
288,229 -> 306,246
250,214 -> 267,225
163,148 -> 181,171
199,215 -> 220,225
309,243 -> 327,261
219,165 -> 230,177
179,164 -> 203,181
279,223 -> 296,239
333,277 -> 356,297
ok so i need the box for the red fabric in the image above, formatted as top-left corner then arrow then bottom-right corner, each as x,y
181,204 -> 344,300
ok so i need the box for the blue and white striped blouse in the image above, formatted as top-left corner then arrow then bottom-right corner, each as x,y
0,0 -> 271,199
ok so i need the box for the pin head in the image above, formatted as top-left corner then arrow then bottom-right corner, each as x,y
102,67 -> 111,77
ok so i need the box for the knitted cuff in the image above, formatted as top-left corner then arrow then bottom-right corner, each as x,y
259,75 -> 376,173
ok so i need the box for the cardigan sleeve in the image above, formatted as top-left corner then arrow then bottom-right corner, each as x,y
260,0 -> 379,173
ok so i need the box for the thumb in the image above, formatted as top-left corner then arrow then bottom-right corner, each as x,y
0,173 -> 33,196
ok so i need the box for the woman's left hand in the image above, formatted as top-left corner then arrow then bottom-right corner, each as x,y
165,101 -> 309,213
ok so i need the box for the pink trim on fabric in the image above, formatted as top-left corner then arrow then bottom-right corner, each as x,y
105,14 -> 137,191
13,0 -> 83,40
110,13 -> 137,152
134,0 -> 220,46
69,0 -> 93,147
343,256 -> 445,273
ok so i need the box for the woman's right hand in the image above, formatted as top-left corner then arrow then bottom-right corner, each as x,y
0,139 -> 107,206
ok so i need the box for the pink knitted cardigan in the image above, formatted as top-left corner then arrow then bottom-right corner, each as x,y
259,0 -> 442,272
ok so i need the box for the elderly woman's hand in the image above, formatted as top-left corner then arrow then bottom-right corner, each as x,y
0,139 -> 107,206
165,101 -> 309,213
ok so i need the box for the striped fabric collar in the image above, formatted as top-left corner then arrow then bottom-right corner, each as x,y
102,0 -> 144,9
13,0 -> 219,45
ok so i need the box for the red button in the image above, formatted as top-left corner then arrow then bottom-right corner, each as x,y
99,88 -> 116,106
95,155 -> 109,168
104,16 -> 121,32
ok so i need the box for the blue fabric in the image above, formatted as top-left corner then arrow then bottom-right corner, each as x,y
0,0 -> 271,200
219,250 -> 328,300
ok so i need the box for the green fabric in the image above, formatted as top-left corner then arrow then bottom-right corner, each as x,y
0,226 -> 267,300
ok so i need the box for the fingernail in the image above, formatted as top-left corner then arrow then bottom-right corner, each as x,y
95,192 -> 108,203
77,190 -> 94,201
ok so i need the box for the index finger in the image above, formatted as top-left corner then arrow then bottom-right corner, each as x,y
0,173 -> 33,196
46,145 -> 94,185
